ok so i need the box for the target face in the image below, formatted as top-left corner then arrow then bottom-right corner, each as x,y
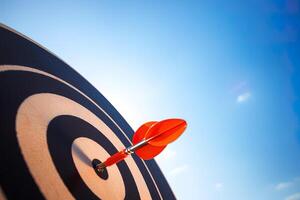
0,24 -> 175,200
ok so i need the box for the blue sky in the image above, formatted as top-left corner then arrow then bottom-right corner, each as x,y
1,0 -> 300,199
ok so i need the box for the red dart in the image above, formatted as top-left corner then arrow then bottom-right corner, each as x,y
96,118 -> 187,172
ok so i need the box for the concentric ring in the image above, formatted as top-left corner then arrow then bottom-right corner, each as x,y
0,65 -> 163,199
0,24 -> 176,200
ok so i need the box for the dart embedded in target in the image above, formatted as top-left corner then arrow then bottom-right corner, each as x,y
0,23 -> 186,200
95,119 -> 187,172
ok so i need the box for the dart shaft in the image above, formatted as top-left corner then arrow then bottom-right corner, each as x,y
96,139 -> 148,172
105,149 -> 128,166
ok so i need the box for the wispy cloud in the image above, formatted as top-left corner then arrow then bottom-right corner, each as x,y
275,181 -> 293,190
169,164 -> 189,177
214,182 -> 224,191
275,177 -> 300,191
231,81 -> 252,103
236,92 -> 251,103
285,193 -> 300,200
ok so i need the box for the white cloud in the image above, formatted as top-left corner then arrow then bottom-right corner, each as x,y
215,182 -> 224,191
275,182 -> 293,190
275,177 -> 300,191
169,164 -> 189,177
236,92 -> 251,103
285,193 -> 300,200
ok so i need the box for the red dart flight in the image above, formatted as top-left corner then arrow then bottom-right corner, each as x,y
96,118 -> 187,172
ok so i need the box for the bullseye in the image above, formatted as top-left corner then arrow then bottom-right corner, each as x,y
92,159 -> 108,180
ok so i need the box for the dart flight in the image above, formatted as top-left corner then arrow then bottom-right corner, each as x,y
96,118 -> 187,172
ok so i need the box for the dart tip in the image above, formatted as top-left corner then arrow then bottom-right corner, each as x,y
96,162 -> 106,172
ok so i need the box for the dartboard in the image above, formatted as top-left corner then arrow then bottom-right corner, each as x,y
0,24 -> 175,200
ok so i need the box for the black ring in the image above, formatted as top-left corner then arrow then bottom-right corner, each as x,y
0,71 -> 161,199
